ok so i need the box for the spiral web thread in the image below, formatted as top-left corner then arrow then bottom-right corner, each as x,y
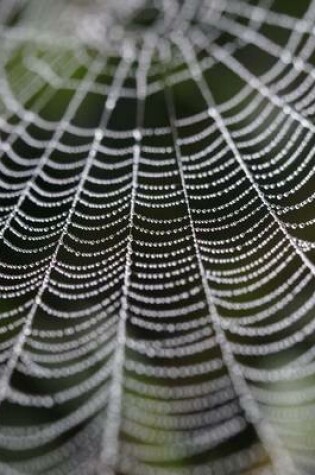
0,0 -> 315,474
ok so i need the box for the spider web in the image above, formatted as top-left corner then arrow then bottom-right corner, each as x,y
0,0 -> 315,474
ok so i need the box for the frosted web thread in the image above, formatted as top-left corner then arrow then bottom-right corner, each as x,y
0,0 -> 315,474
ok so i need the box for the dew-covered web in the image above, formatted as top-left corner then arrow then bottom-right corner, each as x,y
0,0 -> 315,474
